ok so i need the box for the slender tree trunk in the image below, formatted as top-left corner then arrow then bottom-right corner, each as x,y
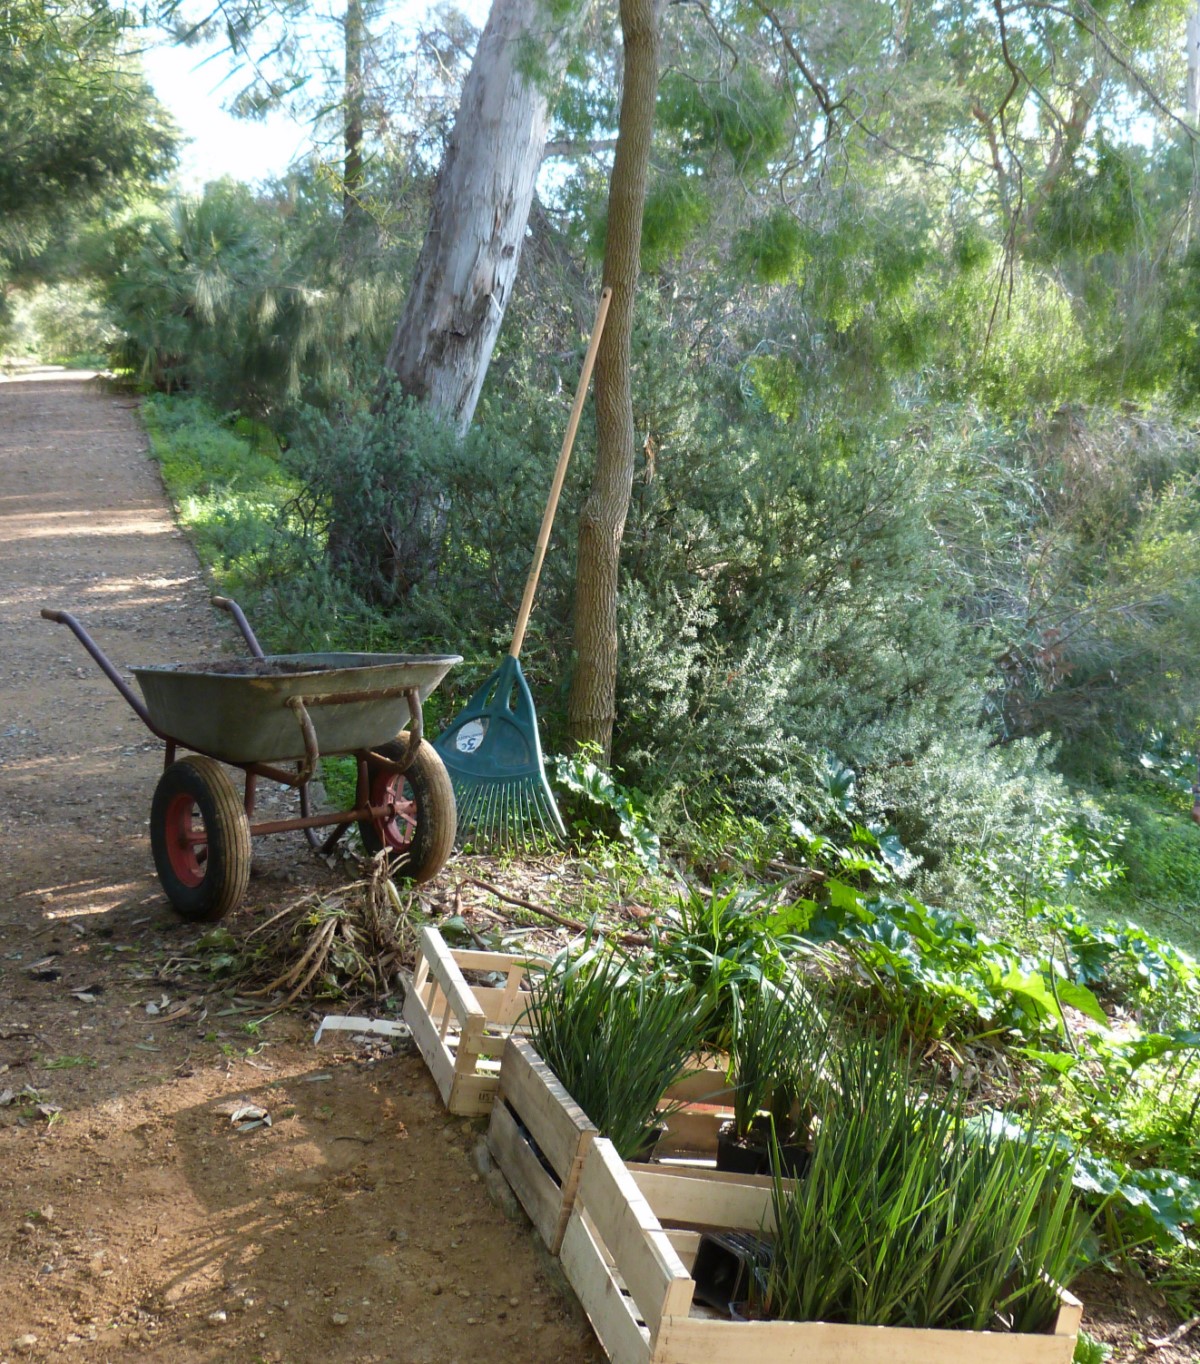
1189,0 -> 1200,118
566,0 -> 662,757
378,0 -> 588,433
343,0 -> 365,232
1189,0 -> 1200,242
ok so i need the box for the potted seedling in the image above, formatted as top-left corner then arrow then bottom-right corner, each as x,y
525,942 -> 708,1161
750,1027 -> 1088,1334
717,972 -> 823,1176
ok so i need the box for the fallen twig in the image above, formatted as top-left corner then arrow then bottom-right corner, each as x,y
1149,1316 -> 1200,1349
460,877 -> 647,947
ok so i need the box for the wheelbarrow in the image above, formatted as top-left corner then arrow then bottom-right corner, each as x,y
42,597 -> 462,922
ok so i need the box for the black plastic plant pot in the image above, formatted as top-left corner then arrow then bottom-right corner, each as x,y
630,1123 -> 667,1163
716,1122 -> 766,1175
691,1231 -> 773,1315
771,1142 -> 812,1179
716,1120 -> 811,1178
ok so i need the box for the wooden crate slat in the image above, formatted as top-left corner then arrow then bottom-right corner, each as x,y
576,1138 -> 694,1337
651,1316 -> 1076,1364
445,1071 -> 500,1117
659,1107 -> 728,1157
418,925 -> 489,1025
632,1165 -> 776,1234
401,979 -> 456,1104
473,984 -> 533,1027
444,948 -> 527,973
488,1096 -> 566,1248
402,926 -> 534,1114
1053,1289 -> 1083,1339
487,1036 -> 598,1253
561,1209 -> 653,1364
662,1229 -> 701,1270
661,1067 -> 733,1106
496,1036 -> 595,1180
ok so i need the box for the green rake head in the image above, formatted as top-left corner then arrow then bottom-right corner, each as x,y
433,655 -> 566,846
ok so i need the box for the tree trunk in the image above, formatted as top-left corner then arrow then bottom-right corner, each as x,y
566,0 -> 662,757
343,0 -> 365,232
378,0 -> 587,433
1189,0 -> 1200,118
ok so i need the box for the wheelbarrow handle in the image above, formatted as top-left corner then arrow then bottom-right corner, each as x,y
40,607 -> 160,735
211,596 -> 266,660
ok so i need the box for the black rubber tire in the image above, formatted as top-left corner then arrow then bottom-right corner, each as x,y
150,755 -> 252,922
358,736 -> 456,883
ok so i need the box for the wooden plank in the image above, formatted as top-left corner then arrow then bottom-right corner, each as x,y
561,1210 -> 653,1364
662,1068 -> 733,1106
410,949 -> 431,996
1052,1287 -> 1083,1338
473,985 -> 533,1026
500,960 -> 528,1021
445,948 -> 527,973
497,1036 -> 595,1180
446,1071 -> 499,1116
651,1316 -> 1076,1364
576,1139 -> 694,1337
662,1229 -> 701,1270
418,925 -> 488,1025
627,1163 -> 776,1191
402,984 -> 455,1104
488,1098 -> 564,1247
632,1166 -> 776,1234
659,1107 -> 727,1156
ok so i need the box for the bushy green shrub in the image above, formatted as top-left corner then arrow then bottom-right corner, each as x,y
5,280 -> 116,362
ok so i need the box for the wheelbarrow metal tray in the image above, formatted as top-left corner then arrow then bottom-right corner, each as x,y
132,652 -> 462,764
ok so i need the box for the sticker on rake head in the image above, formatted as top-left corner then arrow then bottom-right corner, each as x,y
456,719 -> 487,753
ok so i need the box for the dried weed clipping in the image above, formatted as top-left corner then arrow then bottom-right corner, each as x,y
247,856 -> 418,1004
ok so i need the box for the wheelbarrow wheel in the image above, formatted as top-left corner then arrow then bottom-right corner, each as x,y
150,755 -> 252,922
359,736 -> 456,883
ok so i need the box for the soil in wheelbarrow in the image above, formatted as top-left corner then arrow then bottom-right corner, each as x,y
0,370 -> 602,1364
165,659 -> 337,676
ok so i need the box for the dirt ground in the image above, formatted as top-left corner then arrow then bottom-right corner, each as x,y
0,369 -> 603,1364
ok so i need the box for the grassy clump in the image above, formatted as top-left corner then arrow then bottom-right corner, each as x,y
525,943 -> 708,1160
140,393 -> 295,598
762,1030 -> 1087,1332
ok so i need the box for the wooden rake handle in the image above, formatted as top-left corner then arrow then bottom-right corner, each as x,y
509,286 -> 613,660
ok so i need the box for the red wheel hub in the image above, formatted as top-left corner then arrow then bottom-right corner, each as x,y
369,770 -> 417,853
164,792 -> 209,887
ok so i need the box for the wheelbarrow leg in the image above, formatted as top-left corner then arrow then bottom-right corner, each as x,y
299,780 -> 354,854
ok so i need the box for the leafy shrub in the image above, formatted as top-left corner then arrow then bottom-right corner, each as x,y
5,280 -> 116,362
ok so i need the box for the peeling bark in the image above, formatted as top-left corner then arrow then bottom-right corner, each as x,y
379,0 -> 588,434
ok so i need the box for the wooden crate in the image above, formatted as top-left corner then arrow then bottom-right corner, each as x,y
561,1137 -> 1085,1364
487,1035 -> 598,1253
401,925 -> 532,1116
487,1039 -> 772,1255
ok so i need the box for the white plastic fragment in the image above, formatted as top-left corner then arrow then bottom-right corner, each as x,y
313,1015 -> 411,1045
